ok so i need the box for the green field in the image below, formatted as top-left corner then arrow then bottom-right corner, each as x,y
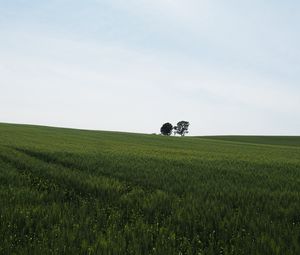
202,136 -> 300,147
0,123 -> 299,255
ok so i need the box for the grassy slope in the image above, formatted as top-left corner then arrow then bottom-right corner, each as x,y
202,136 -> 300,147
0,123 -> 299,255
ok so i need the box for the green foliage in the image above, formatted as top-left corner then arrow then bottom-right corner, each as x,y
160,123 -> 173,136
0,123 -> 299,254
174,121 -> 190,136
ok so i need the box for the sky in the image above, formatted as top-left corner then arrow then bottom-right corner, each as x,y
1,0 -> 300,135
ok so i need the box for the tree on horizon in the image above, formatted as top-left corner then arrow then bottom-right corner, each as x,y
160,123 -> 173,136
174,121 -> 190,136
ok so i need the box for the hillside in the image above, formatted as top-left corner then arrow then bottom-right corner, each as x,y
202,136 -> 300,147
0,123 -> 299,254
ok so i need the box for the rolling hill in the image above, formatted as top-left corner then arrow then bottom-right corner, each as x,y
0,123 -> 299,254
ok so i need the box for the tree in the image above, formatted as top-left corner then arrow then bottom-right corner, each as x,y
160,123 -> 173,136
174,121 -> 189,136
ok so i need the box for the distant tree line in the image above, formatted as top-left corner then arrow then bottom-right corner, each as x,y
160,121 -> 190,136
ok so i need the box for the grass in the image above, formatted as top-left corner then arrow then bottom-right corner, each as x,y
202,136 -> 300,147
0,123 -> 299,254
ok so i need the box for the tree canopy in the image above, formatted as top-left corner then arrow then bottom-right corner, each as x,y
174,121 -> 190,136
160,123 -> 173,136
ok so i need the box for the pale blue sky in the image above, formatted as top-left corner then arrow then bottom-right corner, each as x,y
1,0 -> 299,135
